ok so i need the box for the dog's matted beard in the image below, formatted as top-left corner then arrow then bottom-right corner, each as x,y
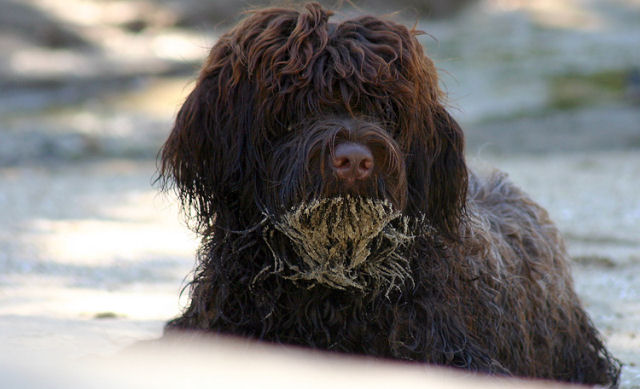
262,196 -> 421,296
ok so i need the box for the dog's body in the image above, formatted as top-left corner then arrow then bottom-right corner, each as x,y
160,3 -> 620,386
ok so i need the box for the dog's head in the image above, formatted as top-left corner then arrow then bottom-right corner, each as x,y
160,3 -> 467,291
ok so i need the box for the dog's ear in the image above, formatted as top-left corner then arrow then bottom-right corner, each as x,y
158,6 -> 315,231
158,64 -> 259,231
159,77 -> 225,231
406,106 -> 468,241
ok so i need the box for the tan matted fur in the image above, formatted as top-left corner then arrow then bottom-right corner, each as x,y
263,197 -> 421,294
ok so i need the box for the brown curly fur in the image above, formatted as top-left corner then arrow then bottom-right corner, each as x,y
158,3 -> 621,386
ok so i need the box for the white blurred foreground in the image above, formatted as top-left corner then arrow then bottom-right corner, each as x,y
2,334 -> 576,389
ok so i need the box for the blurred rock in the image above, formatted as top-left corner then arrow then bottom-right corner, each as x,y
0,0 -> 90,48
626,67 -> 640,103
0,111 -> 169,166
158,0 -> 478,28
464,105 -> 640,155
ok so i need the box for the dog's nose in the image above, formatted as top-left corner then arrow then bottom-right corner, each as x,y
331,142 -> 374,183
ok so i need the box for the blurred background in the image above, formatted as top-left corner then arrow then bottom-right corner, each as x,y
0,0 -> 639,386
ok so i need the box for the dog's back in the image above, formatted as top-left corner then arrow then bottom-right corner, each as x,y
465,171 -> 620,384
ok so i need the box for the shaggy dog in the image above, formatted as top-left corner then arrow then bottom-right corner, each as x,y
159,3 -> 621,386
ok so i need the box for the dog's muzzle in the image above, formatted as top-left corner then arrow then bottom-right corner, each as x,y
262,196 -> 422,295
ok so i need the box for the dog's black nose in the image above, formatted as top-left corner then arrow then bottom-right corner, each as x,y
331,142 -> 374,183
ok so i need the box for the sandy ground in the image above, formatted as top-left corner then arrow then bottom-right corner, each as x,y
0,161 -> 194,355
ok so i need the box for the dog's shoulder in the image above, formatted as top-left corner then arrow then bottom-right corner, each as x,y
465,169 -> 568,270
467,169 -> 552,226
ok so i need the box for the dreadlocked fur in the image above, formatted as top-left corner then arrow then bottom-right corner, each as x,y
158,3 -> 621,386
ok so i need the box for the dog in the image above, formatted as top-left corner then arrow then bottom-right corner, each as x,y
158,3 -> 621,386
